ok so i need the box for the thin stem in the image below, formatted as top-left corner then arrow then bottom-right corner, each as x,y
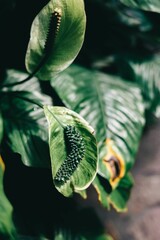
2,12 -> 59,88
1,72 -> 35,88
2,55 -> 48,88
15,94 -> 65,128
15,94 -> 43,109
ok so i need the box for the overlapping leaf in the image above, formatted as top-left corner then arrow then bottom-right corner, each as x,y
44,106 -> 98,197
1,69 -> 41,92
0,157 -> 16,239
0,70 -> 52,167
92,176 -> 110,210
53,213 -> 113,240
0,91 -> 51,168
25,0 -> 86,80
129,55 -> 160,117
93,173 -> 134,212
120,0 -> 160,13
51,65 -> 145,188
0,111 -> 3,143
108,173 -> 134,212
54,230 -> 113,240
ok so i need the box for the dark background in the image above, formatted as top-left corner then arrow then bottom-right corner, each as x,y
1,0 -> 160,239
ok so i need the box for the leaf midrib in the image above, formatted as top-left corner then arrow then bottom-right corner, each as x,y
93,76 -> 107,140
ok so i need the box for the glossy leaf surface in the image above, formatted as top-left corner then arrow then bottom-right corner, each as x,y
1,89 -> 51,167
25,0 -> 86,80
51,65 -> 145,187
129,55 -> 160,117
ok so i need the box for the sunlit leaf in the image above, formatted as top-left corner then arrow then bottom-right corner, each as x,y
0,91 -> 52,168
120,0 -> 160,13
25,0 -> 86,80
44,106 -> 98,197
1,69 -> 41,92
129,55 -> 160,118
51,65 -> 145,188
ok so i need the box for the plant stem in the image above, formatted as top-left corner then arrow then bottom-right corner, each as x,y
15,94 -> 43,109
2,56 -> 48,88
15,94 -> 65,128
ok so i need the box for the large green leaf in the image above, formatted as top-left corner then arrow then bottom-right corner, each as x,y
51,65 -> 145,188
44,106 -> 98,197
129,55 -> 160,118
120,0 -> 160,13
92,176 -> 110,210
25,0 -> 86,80
93,173 -> 133,212
0,111 -> 3,143
108,173 -> 134,212
0,157 -> 16,239
0,91 -> 51,168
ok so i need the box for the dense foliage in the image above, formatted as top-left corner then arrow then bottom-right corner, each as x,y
0,0 -> 160,239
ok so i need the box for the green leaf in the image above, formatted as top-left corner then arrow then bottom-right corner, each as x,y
92,176 -> 110,210
96,235 -> 114,240
75,189 -> 87,199
129,55 -> 160,118
93,173 -> 134,212
54,228 -> 113,240
54,233 -> 113,240
54,230 -> 86,240
117,7 -> 152,30
44,106 -> 98,197
93,173 -> 133,212
25,0 -> 86,80
51,65 -> 145,188
0,157 -> 16,239
1,91 -> 51,168
108,173 -> 134,212
0,112 -> 3,143
120,0 -> 160,13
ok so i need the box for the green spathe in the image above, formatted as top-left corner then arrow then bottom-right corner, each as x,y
44,106 -> 98,197
25,0 -> 86,80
